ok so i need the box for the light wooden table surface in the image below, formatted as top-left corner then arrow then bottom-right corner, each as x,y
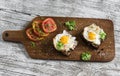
0,0 -> 120,76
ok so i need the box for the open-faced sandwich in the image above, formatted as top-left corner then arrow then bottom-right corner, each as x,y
53,30 -> 78,56
82,23 -> 106,49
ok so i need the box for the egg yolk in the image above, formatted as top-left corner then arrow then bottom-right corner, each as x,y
60,35 -> 69,44
88,32 -> 96,40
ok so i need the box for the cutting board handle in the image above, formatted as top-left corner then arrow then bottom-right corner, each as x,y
2,30 -> 24,42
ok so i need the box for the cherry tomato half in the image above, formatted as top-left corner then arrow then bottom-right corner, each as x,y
42,18 -> 57,33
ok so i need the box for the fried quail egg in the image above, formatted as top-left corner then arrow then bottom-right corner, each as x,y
83,23 -> 106,45
53,30 -> 78,52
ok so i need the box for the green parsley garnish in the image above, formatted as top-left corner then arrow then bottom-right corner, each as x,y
99,31 -> 106,40
65,21 -> 76,30
56,41 -> 63,51
31,41 -> 36,47
81,52 -> 91,61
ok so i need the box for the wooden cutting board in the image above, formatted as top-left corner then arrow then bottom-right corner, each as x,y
2,16 -> 115,62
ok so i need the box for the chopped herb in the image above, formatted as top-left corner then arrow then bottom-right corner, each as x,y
37,28 -> 45,34
81,52 -> 91,61
40,17 -> 45,20
31,41 -> 36,47
99,31 -> 106,40
65,21 -> 76,30
56,41 -> 64,51
56,19 -> 62,25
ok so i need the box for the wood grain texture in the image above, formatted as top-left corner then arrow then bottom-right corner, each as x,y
0,0 -> 120,76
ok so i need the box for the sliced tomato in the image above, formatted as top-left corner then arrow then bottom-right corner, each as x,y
42,18 -> 57,33
26,28 -> 44,41
32,20 -> 49,36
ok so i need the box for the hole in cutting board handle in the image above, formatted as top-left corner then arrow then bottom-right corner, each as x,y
5,32 -> 9,37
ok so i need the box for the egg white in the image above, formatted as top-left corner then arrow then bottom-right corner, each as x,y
83,23 -> 103,45
53,30 -> 78,51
